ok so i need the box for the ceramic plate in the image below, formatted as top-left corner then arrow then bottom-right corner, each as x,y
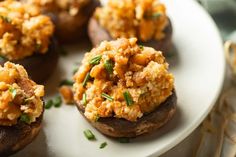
13,0 -> 225,156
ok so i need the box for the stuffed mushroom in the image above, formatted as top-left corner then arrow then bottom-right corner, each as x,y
88,0 -> 173,55
73,38 -> 176,137
0,62 -> 45,156
21,0 -> 99,43
0,0 -> 58,83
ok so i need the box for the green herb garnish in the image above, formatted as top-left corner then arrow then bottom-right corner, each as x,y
82,72 -> 91,87
119,137 -> 130,143
100,142 -> 107,149
123,91 -> 134,106
53,96 -> 62,107
151,12 -> 162,19
82,93 -> 87,105
73,67 -> 78,74
20,113 -> 31,124
0,56 -> 6,62
35,43 -> 41,51
89,55 -> 102,65
101,93 -> 113,101
0,16 -> 11,23
59,79 -> 74,86
83,129 -> 96,140
139,45 -> 144,50
45,99 -> 53,109
104,60 -> 114,74
9,87 -> 17,99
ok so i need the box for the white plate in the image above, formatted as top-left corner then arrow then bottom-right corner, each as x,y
12,0 -> 225,156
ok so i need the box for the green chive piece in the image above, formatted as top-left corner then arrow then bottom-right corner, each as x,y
82,72 -> 91,87
95,115 -> 100,122
89,55 -> 102,65
59,79 -> 74,86
0,16 -> 11,23
0,56 -> 6,62
35,43 -> 41,51
73,67 -> 78,74
45,99 -> 53,109
119,137 -> 130,143
20,113 -> 31,124
83,129 -> 96,140
123,91 -> 134,106
82,93 -> 87,105
139,45 -> 144,50
104,60 -> 114,74
54,96 -> 62,107
152,12 -> 162,19
100,142 -> 107,149
101,93 -> 113,101
9,87 -> 17,99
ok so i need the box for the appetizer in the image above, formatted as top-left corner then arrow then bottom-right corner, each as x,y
0,62 -> 45,156
21,0 -> 99,43
88,0 -> 173,55
0,0 -> 58,83
73,38 -> 176,137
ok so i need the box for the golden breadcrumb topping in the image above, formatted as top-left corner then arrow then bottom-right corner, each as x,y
0,62 -> 44,126
22,0 -> 91,16
0,0 -> 54,60
95,0 -> 168,42
73,38 -> 174,122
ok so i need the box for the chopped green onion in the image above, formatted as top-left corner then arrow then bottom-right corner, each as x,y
119,137 -> 130,143
139,45 -> 144,50
101,93 -> 113,101
20,113 -> 31,124
0,56 -> 6,62
82,93 -> 87,105
123,91 -> 134,106
82,72 -> 91,87
54,96 -> 62,107
45,99 -> 53,109
0,16 -> 11,23
152,12 -> 162,19
89,55 -> 102,65
73,67 -> 78,74
9,87 -> 17,99
95,115 -> 100,122
59,79 -> 74,86
100,142 -> 107,149
35,43 -> 41,51
104,60 -> 114,74
83,129 -> 96,140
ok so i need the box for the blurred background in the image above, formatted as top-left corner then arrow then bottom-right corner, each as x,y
197,0 -> 236,41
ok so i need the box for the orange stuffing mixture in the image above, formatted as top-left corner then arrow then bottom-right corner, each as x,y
22,0 -> 91,16
0,0 -> 54,60
95,0 -> 168,42
0,62 -> 44,126
73,38 -> 174,122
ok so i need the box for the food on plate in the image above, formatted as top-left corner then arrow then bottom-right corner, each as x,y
0,0 -> 58,83
73,38 -> 176,137
88,0 -> 173,55
21,0 -> 99,43
0,62 -> 45,156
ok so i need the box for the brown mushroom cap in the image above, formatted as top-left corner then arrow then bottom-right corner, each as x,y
0,111 -> 43,156
76,90 -> 177,138
0,39 -> 59,83
88,17 -> 173,55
